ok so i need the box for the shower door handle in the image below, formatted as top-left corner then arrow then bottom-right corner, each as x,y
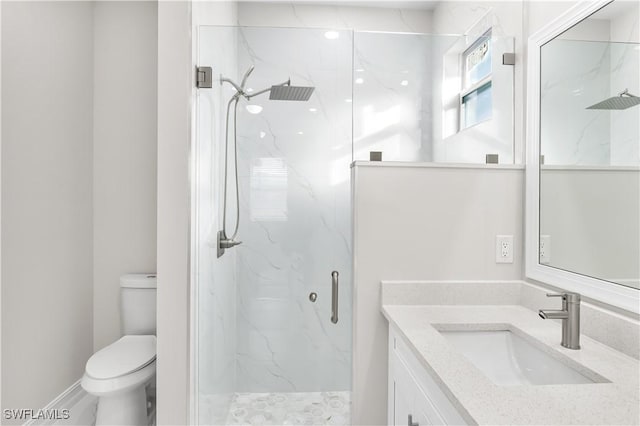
331,271 -> 339,324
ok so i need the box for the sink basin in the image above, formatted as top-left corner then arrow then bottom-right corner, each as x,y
438,329 -> 607,386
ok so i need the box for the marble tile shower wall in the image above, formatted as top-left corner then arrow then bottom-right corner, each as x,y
541,39 -> 611,165
234,27 -> 353,392
610,9 -> 640,165
541,9 -> 639,166
352,32 -> 434,162
197,26 -> 239,424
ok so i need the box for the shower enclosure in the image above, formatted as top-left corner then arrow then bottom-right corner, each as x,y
194,26 -> 353,426
192,25 -> 514,425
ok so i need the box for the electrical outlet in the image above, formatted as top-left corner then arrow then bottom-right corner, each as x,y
540,235 -> 551,264
496,235 -> 514,263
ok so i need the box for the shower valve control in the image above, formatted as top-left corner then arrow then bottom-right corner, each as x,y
309,292 -> 317,302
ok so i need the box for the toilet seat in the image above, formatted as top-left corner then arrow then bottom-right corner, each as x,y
82,335 -> 156,397
86,335 -> 156,380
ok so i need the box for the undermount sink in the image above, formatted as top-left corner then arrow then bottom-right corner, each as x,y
438,328 -> 608,386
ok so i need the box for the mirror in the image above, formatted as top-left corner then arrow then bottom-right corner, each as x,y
526,0 -> 640,312
539,0 -> 640,289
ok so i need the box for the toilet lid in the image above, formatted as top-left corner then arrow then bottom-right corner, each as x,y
86,335 -> 156,380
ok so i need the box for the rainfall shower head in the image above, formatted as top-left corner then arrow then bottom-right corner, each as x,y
269,84 -> 315,101
586,89 -> 640,110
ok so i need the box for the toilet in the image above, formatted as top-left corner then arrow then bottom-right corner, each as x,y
82,274 -> 157,426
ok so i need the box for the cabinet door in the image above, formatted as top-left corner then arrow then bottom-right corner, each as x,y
392,346 -> 417,425
394,354 -> 445,426
389,326 -> 468,426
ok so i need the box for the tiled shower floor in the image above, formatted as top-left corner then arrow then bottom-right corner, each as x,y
225,391 -> 351,425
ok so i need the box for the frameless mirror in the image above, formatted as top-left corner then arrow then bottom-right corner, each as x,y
538,0 -> 639,290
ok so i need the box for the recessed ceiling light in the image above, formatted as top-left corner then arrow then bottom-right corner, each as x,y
345,99 -> 352,103
324,31 -> 340,40
246,105 -> 263,114
309,107 -> 318,112
259,131 -> 266,139
355,78 -> 364,84
400,80 -> 409,87
297,131 -> 304,135
355,68 -> 365,72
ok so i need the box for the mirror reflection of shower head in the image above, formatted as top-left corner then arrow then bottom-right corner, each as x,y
586,89 -> 640,110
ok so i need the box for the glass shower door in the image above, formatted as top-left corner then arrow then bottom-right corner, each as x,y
194,25 -> 353,425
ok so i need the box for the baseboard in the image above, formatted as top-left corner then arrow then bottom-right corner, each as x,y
24,379 -> 87,426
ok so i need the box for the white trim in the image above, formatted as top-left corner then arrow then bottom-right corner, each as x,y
189,12 -> 200,426
24,380 -> 86,426
0,0 -> 3,410
351,161 -> 524,170
541,165 -> 640,172
525,0 -> 640,315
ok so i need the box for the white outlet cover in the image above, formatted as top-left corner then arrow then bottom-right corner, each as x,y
496,235 -> 514,264
540,235 -> 551,264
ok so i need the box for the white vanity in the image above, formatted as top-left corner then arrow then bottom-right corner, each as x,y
382,282 -> 640,425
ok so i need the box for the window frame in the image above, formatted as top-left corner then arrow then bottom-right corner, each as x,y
459,29 -> 493,130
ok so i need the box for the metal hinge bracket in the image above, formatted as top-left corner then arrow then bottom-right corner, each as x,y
196,66 -> 213,88
502,53 -> 515,66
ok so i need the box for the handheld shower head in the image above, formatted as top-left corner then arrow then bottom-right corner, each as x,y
240,66 -> 255,90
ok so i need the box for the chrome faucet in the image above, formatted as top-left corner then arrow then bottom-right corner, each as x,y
539,292 -> 581,350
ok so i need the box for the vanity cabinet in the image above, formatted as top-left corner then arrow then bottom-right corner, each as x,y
388,326 -> 468,426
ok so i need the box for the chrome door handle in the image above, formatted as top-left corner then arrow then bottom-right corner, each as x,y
331,271 -> 339,324
408,414 -> 419,426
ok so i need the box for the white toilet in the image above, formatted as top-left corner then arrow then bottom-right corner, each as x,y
82,274 -> 157,426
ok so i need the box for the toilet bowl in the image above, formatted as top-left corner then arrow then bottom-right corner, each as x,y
81,274 -> 157,426
82,335 -> 156,425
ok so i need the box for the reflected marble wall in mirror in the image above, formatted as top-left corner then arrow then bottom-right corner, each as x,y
539,0 -> 640,289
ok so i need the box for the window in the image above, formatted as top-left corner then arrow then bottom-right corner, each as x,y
460,29 -> 493,129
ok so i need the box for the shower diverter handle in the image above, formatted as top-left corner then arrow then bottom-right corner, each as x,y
331,271 -> 339,324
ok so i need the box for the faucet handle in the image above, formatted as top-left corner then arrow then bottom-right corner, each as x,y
546,293 -> 565,298
546,292 -> 581,303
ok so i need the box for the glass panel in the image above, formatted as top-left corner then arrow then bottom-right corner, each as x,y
195,26 -> 353,425
353,32 -> 514,164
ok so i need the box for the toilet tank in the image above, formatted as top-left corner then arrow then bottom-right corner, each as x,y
120,274 -> 157,335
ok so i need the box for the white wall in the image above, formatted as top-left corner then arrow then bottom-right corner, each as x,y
1,1 -> 158,417
352,164 -> 524,425
1,1 -> 95,417
157,1 -> 192,424
92,1 -> 158,352
0,0 -> 3,411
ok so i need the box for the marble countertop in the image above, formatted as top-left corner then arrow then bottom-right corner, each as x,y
382,304 -> 640,425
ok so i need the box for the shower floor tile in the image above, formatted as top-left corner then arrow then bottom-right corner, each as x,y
225,391 -> 351,425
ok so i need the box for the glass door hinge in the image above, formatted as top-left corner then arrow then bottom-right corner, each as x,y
196,66 -> 213,88
502,53 -> 515,65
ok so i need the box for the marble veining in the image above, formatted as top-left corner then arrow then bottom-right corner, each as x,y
233,26 -> 353,393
